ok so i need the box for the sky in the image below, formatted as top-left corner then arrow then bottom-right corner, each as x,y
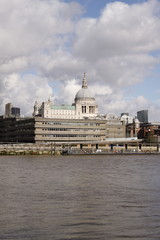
0,0 -> 160,121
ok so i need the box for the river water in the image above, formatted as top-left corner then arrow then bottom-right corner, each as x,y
0,154 -> 160,240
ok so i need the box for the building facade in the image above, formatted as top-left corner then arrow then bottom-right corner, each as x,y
137,110 -> 148,123
0,116 -> 126,143
5,103 -> 20,118
138,122 -> 160,143
0,117 -> 107,143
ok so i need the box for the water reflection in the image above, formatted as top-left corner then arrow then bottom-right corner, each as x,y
0,155 -> 160,239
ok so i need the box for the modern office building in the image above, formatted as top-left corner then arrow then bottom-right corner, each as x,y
5,103 -> 20,118
0,117 -> 107,143
137,110 -> 148,123
11,107 -> 20,116
0,116 -> 126,144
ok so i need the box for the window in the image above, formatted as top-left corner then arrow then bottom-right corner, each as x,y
82,106 -> 86,113
89,106 -> 95,113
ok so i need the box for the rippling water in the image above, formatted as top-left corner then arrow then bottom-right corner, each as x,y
0,155 -> 160,240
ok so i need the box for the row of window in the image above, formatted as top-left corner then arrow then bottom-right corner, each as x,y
46,111 -> 74,115
107,122 -> 123,126
42,122 -> 101,126
41,128 -> 101,132
17,129 -> 34,132
42,134 -> 101,138
45,116 -> 76,119
15,122 -> 34,127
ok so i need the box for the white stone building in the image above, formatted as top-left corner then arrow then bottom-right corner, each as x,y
33,73 -> 98,119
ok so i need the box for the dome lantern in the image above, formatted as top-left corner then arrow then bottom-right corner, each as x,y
75,73 -> 95,100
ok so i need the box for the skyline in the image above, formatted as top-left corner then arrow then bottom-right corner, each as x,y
0,0 -> 160,121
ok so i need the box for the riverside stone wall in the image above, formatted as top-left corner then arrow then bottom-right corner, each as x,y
0,142 -> 159,155
0,143 -> 61,155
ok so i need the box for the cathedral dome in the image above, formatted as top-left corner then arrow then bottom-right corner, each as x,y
75,88 -> 94,100
75,73 -> 95,100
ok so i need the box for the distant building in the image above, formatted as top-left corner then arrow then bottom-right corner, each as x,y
11,107 -> 20,116
5,103 -> 20,118
126,117 -> 140,138
137,110 -> 148,123
120,113 -> 140,138
5,103 -> 12,117
121,113 -> 134,124
138,122 -> 160,143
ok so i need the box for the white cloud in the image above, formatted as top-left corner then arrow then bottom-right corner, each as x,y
1,73 -> 53,116
0,57 -> 28,74
59,79 -> 80,104
0,0 -> 82,57
73,0 -> 160,86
